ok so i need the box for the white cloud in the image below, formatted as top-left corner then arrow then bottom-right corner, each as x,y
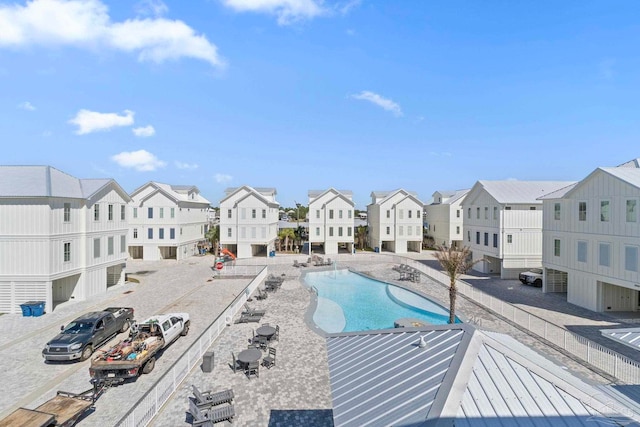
337,0 -> 360,15
0,0 -> 224,67
175,161 -> 198,170
215,173 -> 233,183
221,0 -> 324,25
18,101 -> 35,110
351,90 -> 403,117
132,125 -> 155,137
111,149 -> 166,171
69,109 -> 134,135
135,0 -> 168,17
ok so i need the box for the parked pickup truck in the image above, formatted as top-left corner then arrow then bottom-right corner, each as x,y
519,268 -> 544,287
42,307 -> 134,362
89,313 -> 190,384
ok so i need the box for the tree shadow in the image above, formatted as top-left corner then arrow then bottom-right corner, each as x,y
268,409 -> 334,427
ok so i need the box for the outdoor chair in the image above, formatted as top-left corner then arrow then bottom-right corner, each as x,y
274,325 -> 280,341
293,260 -> 301,267
192,385 -> 234,409
243,303 -> 266,317
325,258 -> 332,266
263,347 -> 276,369
230,352 -> 241,374
256,289 -> 268,300
246,361 -> 260,379
189,399 -> 214,427
235,314 -> 261,324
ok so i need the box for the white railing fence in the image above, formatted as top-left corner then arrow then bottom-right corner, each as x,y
116,266 -> 268,427
393,256 -> 640,384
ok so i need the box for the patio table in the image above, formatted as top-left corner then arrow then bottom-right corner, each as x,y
237,348 -> 262,365
256,325 -> 276,340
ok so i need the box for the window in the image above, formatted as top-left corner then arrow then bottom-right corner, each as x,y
507,234 -> 512,243
456,210 -> 460,218
94,204 -> 100,221
133,228 -> 138,239
170,228 -> 175,239
227,209 -> 232,219
554,239 -> 560,257
148,228 -> 153,239
251,227 -> 256,238
530,207 -> 536,210
467,208 -> 471,219
505,206 -> 511,210
262,209 -> 266,219
316,227 -> 320,236
241,208 -> 246,220
467,231 -> 471,242
64,203 -> 71,222
348,211 -> 352,219
107,204 -> 113,221
484,233 -> 488,246
338,227 -> 343,237
484,207 -> 488,219
493,233 -> 498,248
554,203 -> 561,220
386,226 -> 390,235
171,208 -> 175,218
227,228 -> 232,238
252,209 -> 256,219
577,241 -> 587,263
417,210 -> 421,218
120,205 -> 125,220
316,210 -> 320,219
386,210 -> 391,218
627,200 -> 637,222
476,232 -> 480,244
408,226 -> 412,236
348,227 -> 352,236
625,246 -> 638,272
600,201 -> 610,222
433,225 -> 436,232
329,227 -> 334,237
133,207 -> 138,219
120,235 -> 126,253
599,243 -> 610,267
108,237 -> 114,255
493,206 -> 498,220
456,226 -> 460,234
148,207 -> 153,219
159,207 -> 164,219
579,202 -> 586,221
159,228 -> 164,239
399,226 -> 403,236
408,210 -> 412,219
261,227 -> 266,239
93,238 -> 100,258
416,226 -> 420,235
399,209 -> 404,220
64,242 -> 71,262
476,207 -> 480,219
329,210 -> 334,219
339,210 -> 343,219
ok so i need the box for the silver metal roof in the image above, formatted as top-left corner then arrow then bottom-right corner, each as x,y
326,325 -> 637,427
601,327 -> 640,351
538,182 -> 578,200
473,180 -> 576,204
600,167 -> 640,190
431,189 -> 469,205
617,158 -> 640,168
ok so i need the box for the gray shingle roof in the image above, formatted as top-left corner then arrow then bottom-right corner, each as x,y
326,325 -> 637,426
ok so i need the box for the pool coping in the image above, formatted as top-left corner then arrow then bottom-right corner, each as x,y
301,266 -> 466,337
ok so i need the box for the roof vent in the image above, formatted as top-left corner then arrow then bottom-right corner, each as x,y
418,335 -> 428,349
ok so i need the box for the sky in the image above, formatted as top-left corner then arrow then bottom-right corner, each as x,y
2,0 -> 640,210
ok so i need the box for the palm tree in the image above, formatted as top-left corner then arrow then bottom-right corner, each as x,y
355,225 -> 367,249
205,225 -> 220,257
279,228 -> 296,252
433,245 -> 481,324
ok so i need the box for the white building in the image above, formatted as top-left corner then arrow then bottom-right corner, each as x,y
541,164 -> 640,312
219,186 -> 279,259
0,166 -> 131,314
128,182 -> 210,261
308,188 -> 355,254
367,189 -> 423,253
463,180 -> 574,279
424,189 -> 469,249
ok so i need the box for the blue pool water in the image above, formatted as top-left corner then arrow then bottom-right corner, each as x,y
304,269 -> 459,333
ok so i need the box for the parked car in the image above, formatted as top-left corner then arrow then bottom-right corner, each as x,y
43,307 -> 134,362
519,268 -> 543,287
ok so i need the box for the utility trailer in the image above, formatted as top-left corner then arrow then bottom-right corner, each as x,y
0,383 -> 103,427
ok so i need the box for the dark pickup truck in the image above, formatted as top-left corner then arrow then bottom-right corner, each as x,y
42,307 -> 134,362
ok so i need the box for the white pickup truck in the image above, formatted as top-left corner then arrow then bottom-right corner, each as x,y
518,268 -> 543,287
89,313 -> 190,383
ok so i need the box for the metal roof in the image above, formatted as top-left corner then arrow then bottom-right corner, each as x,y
472,180 -> 576,204
0,165 -> 124,200
600,167 -> 640,190
538,182 -> 578,200
617,158 -> 640,168
601,327 -> 640,351
326,325 -> 638,427
431,189 -> 469,205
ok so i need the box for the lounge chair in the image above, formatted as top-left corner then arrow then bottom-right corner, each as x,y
243,303 -> 266,316
235,314 -> 261,324
189,399 -> 236,426
262,347 -> 276,369
192,385 -> 234,409
255,289 -> 268,300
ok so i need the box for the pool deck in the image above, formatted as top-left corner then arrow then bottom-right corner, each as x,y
150,252 -> 631,426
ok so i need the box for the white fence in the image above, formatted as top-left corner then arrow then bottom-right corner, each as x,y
116,266 -> 268,427
396,256 -> 640,385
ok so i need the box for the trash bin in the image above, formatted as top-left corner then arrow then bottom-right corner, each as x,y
269,250 -> 275,257
202,350 -> 214,373
19,304 -> 32,317
31,301 -> 45,317
374,247 -> 379,253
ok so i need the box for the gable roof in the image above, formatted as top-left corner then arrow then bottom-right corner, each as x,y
430,189 -> 470,205
309,188 -> 354,207
558,167 -> 640,200
220,185 -> 279,207
131,181 -> 209,204
617,158 -> 640,168
326,324 -> 636,427
0,165 -> 130,201
370,189 -> 423,207
466,180 -> 576,205
308,188 -> 353,200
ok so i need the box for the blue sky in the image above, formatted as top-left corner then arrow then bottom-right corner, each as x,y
2,0 -> 639,209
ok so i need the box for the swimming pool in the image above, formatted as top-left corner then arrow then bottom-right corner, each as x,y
304,269 -> 459,333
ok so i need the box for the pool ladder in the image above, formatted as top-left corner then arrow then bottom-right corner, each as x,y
310,286 -> 318,295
